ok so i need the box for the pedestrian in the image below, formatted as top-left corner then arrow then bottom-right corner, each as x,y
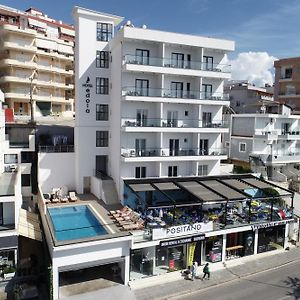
202,263 -> 210,280
191,262 -> 196,281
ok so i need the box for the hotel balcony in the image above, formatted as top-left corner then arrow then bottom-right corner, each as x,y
122,87 -> 229,104
121,117 -> 228,133
269,149 -> 300,164
0,58 -> 36,69
123,55 -> 231,79
121,147 -> 226,162
0,23 -> 36,36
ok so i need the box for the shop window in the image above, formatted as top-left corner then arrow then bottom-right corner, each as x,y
257,226 -> 285,253
204,236 -> 222,263
130,247 -> 154,280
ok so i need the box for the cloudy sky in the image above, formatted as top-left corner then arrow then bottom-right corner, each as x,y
1,0 -> 299,86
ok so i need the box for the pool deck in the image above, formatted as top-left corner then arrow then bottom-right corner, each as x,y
45,194 -> 131,247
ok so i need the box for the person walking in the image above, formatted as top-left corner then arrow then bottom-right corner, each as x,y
191,262 -> 197,281
202,263 -> 210,280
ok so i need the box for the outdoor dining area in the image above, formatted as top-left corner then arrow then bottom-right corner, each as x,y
122,175 -> 294,231
43,186 -> 78,205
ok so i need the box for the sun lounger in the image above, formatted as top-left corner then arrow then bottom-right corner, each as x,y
60,197 -> 68,203
51,198 -> 60,204
69,192 -> 78,202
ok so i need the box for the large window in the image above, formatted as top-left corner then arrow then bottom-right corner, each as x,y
96,77 -> 109,94
135,167 -> 146,178
135,79 -> 149,96
96,104 -> 109,121
203,56 -> 214,70
96,131 -> 109,147
96,51 -> 109,68
135,49 -> 149,65
171,52 -> 184,68
4,154 -> 17,164
96,22 -> 113,41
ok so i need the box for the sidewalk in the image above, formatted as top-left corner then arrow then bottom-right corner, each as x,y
133,247 -> 300,300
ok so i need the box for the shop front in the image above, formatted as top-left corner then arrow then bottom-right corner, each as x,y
257,225 -> 285,253
203,235 -> 223,263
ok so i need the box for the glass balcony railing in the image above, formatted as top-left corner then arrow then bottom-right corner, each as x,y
122,87 -> 229,101
121,117 -> 227,128
121,147 -> 226,157
123,54 -> 231,73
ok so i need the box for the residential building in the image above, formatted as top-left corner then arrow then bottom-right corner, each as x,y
225,80 -> 274,114
274,57 -> 300,114
32,7 -> 298,300
73,7 -> 234,200
228,103 -> 300,181
0,5 -> 75,121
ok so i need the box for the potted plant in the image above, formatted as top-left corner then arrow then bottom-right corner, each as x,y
3,265 -> 16,279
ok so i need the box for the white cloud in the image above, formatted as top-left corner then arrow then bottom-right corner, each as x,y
228,52 -> 277,87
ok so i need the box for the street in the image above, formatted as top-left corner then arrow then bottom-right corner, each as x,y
171,260 -> 300,300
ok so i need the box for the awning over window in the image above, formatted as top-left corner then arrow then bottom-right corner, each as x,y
57,44 -> 73,55
18,209 -> 42,242
36,39 -> 57,50
28,18 -> 47,29
60,27 -> 75,37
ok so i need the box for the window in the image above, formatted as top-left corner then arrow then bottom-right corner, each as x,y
96,104 -> 109,121
96,77 -> 109,94
65,104 -> 72,111
4,154 -> 17,164
21,152 -> 34,163
198,165 -> 208,176
202,84 -> 213,99
21,174 -> 31,187
171,52 -> 184,68
96,131 -> 109,147
135,49 -> 149,65
135,79 -> 149,96
135,167 -> 146,178
239,143 -> 246,152
96,22 -> 113,41
185,111 -> 189,116
225,141 -> 230,147
203,56 -> 214,70
284,68 -> 292,79
96,51 -> 109,68
236,101 -> 240,107
168,166 -> 178,177
171,82 -> 183,98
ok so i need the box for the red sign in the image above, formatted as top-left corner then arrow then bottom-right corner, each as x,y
169,259 -> 175,270
5,108 -> 14,123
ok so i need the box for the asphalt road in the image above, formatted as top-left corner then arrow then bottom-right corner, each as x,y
171,260 -> 300,300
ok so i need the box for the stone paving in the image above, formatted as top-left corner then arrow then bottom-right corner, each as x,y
133,247 -> 300,300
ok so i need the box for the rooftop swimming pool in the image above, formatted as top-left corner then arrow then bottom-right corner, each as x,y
48,205 -> 108,241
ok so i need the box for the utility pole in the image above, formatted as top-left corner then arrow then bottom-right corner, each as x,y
29,76 -> 34,123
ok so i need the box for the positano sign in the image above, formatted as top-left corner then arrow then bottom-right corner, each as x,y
82,76 -> 93,113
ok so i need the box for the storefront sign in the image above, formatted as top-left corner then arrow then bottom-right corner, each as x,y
82,76 -> 93,113
153,222 -> 213,240
159,234 -> 205,247
251,219 -> 295,231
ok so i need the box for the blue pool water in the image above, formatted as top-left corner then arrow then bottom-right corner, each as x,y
48,205 -> 108,241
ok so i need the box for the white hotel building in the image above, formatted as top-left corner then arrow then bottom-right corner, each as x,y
73,7 -> 234,198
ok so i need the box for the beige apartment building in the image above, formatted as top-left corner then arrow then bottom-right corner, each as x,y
0,5 -> 74,120
274,57 -> 300,114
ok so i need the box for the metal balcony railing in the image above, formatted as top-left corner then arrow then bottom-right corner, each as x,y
122,87 -> 229,101
38,145 -> 74,153
123,54 -> 231,73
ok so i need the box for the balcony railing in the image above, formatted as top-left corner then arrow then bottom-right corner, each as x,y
123,54 -> 231,73
38,145 -> 74,153
121,147 -> 226,157
122,87 -> 229,101
121,117 -> 227,128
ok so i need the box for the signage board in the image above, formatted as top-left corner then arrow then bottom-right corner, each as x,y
152,221 -> 213,240
159,234 -> 205,247
251,219 -> 295,231
82,76 -> 93,113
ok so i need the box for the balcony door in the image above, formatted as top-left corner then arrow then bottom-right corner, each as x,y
203,56 -> 213,71
135,79 -> 149,96
169,139 -> 179,156
202,84 -> 212,99
171,82 -> 183,98
200,139 -> 209,155
202,112 -> 212,127
136,49 -> 150,65
96,155 -> 107,176
167,111 -> 178,127
135,139 -> 146,156
136,109 -> 148,126
171,52 -> 184,68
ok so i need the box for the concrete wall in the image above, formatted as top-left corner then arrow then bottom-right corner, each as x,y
38,152 -> 75,193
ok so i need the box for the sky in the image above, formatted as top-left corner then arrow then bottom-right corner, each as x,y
1,0 -> 300,86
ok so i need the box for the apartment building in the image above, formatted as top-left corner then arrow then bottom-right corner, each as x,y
228,103 -> 300,181
225,80 -> 274,114
274,57 -> 300,114
0,5 -> 75,121
73,7 -> 234,198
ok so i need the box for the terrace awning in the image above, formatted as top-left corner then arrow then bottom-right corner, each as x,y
129,183 -> 155,192
153,182 -> 180,191
18,209 -> 42,242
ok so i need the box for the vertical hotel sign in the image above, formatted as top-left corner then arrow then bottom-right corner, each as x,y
82,76 -> 92,113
